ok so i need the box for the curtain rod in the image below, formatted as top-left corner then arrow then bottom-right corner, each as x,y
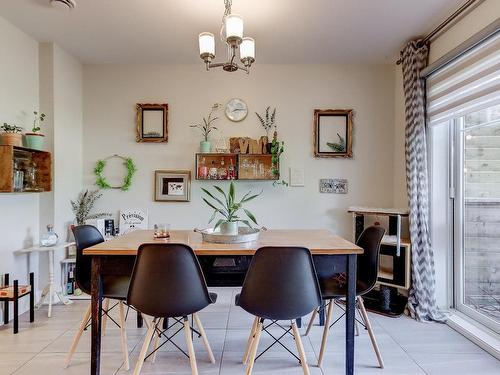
396,0 -> 482,65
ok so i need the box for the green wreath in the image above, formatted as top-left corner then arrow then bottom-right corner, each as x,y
94,155 -> 137,191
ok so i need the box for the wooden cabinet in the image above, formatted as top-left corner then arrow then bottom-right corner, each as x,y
195,153 -> 278,181
0,146 -> 52,193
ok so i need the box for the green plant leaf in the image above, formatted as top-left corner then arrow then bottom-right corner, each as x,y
228,181 -> 235,205
239,219 -> 253,229
213,186 -> 230,208
243,209 -> 258,225
201,187 -> 225,207
202,197 -> 220,212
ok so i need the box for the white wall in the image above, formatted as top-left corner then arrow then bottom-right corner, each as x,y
38,43 -> 83,293
392,0 -> 500,308
0,16 -> 40,320
83,64 -> 395,239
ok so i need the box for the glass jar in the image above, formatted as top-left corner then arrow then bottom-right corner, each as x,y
41,225 -> 59,247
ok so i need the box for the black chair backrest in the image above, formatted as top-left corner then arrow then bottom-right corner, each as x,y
127,243 -> 213,318
356,226 -> 386,294
238,247 -> 322,321
72,225 -> 105,295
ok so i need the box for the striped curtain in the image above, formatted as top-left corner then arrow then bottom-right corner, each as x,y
401,40 -> 445,322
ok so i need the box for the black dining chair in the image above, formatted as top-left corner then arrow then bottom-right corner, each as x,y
236,246 -> 322,375
305,225 -> 386,368
127,243 -> 217,375
65,225 -> 131,370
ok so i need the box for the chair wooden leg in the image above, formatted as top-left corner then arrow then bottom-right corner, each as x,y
151,318 -> 162,364
318,300 -> 334,367
305,308 -> 318,336
245,318 -> 263,375
184,316 -> 199,375
193,313 -> 215,364
64,303 -> 91,368
133,317 -> 157,375
243,316 -> 259,364
358,297 -> 384,368
102,298 -> 110,336
291,321 -> 310,375
118,302 -> 130,370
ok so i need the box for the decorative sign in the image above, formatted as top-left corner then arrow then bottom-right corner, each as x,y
319,178 -> 348,194
229,136 -> 269,154
119,209 -> 148,234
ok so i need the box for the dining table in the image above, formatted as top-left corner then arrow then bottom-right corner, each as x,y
84,229 -> 363,375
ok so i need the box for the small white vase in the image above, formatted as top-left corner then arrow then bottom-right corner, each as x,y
220,221 -> 238,235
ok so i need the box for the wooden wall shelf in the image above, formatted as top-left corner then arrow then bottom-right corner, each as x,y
0,145 -> 52,193
195,153 -> 279,181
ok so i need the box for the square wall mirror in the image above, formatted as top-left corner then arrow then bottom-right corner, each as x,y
136,103 -> 168,143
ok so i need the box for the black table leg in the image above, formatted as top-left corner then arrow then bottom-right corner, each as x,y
319,300 -> 326,326
346,254 -> 357,375
13,280 -> 18,334
137,311 -> 143,328
29,272 -> 34,323
91,257 -> 103,375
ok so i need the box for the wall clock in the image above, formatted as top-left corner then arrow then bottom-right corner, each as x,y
225,98 -> 248,122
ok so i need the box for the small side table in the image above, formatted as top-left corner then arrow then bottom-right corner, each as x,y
16,242 -> 75,317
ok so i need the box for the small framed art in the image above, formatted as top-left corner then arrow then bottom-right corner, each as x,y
136,103 -> 168,142
313,109 -> 353,158
154,170 -> 191,202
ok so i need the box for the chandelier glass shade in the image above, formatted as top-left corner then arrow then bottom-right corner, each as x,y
198,1 -> 255,73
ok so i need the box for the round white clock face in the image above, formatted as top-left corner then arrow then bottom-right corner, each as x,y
225,98 -> 248,122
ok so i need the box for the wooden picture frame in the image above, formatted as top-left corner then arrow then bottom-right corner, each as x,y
154,170 -> 191,202
136,103 -> 168,143
313,109 -> 353,158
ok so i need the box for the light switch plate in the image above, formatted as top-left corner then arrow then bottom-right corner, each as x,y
289,168 -> 305,187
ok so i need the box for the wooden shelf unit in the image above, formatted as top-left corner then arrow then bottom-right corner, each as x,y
0,145 -> 52,193
195,153 -> 279,181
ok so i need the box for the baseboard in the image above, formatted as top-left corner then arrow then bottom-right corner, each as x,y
447,310 -> 500,360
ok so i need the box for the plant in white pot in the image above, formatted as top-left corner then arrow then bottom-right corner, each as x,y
25,111 -> 46,150
190,103 -> 220,153
0,123 -> 23,147
201,181 -> 261,235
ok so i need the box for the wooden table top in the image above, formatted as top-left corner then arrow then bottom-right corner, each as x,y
83,229 -> 362,256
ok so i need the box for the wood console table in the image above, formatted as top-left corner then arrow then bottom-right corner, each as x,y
84,229 -> 362,375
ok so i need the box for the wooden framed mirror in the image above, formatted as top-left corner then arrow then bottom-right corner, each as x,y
136,103 -> 168,143
313,109 -> 353,158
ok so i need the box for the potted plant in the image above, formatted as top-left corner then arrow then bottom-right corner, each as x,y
255,106 -> 276,152
70,189 -> 111,225
24,111 -> 46,150
190,103 -> 220,153
201,181 -> 261,235
0,123 -> 23,147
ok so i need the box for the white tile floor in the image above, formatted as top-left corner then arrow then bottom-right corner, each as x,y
1,287 -> 499,375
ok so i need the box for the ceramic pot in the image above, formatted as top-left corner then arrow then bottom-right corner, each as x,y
220,221 -> 238,235
24,133 -> 45,150
200,141 -> 211,153
0,133 -> 23,147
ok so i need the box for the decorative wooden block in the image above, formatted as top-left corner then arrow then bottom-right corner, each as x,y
229,137 -> 268,155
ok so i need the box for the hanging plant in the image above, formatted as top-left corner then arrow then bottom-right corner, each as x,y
94,155 -> 137,191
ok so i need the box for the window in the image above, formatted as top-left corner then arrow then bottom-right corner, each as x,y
427,30 -> 500,332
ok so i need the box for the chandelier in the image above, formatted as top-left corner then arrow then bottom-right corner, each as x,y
198,0 -> 255,73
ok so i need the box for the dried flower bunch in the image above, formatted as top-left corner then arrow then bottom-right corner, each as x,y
255,106 -> 276,138
190,103 -> 221,141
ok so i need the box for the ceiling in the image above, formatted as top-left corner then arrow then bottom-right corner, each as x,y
0,0 -> 465,64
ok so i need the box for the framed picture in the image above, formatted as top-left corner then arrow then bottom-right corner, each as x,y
313,109 -> 353,158
136,103 -> 168,143
155,170 -> 191,202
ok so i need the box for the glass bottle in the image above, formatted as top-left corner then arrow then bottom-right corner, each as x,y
198,157 -> 208,179
228,159 -> 235,180
24,161 -> 37,191
209,161 -> 218,180
218,157 -> 228,179
41,224 -> 59,247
